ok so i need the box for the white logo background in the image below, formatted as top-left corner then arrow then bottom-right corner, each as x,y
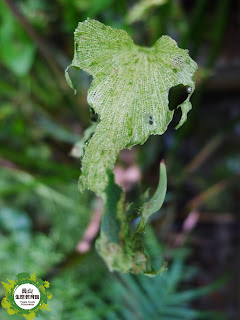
14,283 -> 41,310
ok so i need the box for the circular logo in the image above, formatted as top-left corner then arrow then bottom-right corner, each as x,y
1,272 -> 52,319
13,283 -> 41,310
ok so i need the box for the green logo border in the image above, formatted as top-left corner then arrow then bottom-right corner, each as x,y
1,272 -> 52,320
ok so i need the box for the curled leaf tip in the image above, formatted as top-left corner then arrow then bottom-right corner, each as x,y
65,65 -> 77,94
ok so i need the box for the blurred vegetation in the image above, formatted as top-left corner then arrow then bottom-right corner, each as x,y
0,0 -> 239,319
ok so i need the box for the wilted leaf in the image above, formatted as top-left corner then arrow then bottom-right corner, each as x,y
66,19 -> 197,274
96,162 -> 168,275
66,18 -> 197,196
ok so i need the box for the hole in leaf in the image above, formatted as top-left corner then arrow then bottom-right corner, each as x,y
169,107 -> 182,129
168,84 -> 190,111
90,107 -> 98,122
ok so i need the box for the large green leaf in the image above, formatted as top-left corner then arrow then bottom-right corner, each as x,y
66,18 -> 197,274
66,18 -> 197,196
0,2 -> 36,76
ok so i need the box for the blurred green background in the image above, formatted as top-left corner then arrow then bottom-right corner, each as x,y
0,0 -> 239,319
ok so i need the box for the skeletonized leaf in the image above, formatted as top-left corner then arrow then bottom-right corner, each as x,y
66,19 -> 197,274
66,18 -> 197,195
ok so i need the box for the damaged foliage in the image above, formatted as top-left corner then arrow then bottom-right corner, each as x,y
66,18 -> 197,274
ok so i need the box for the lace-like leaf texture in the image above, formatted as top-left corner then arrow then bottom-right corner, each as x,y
66,18 -> 197,196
